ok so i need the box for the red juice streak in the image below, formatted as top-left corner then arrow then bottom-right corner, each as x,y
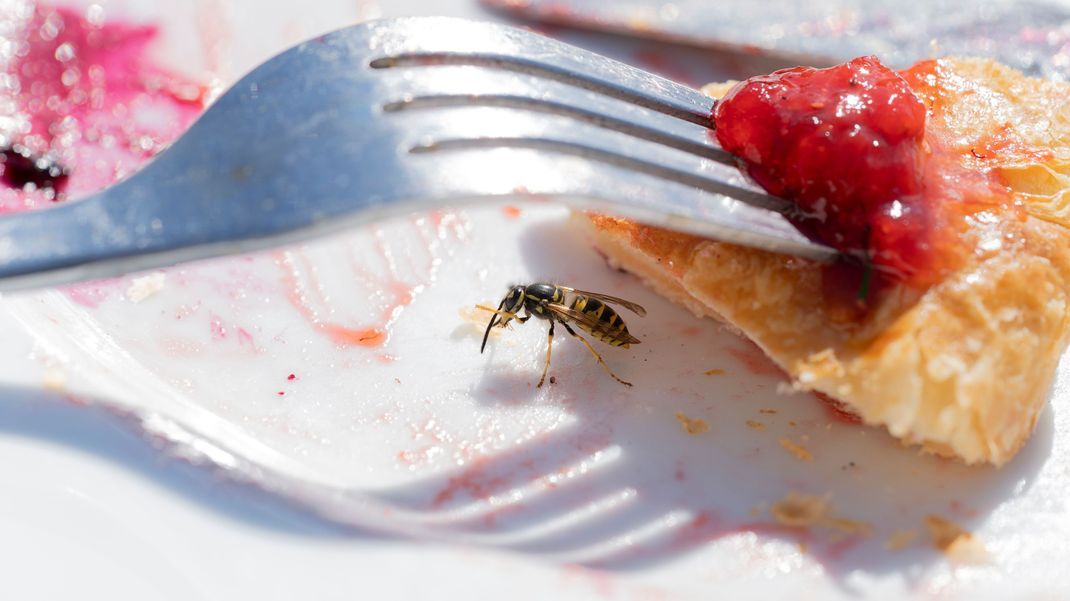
559,564 -> 616,599
209,313 -> 227,340
397,446 -> 439,469
813,391 -> 863,424
64,280 -> 112,308
206,312 -> 260,352
236,326 -> 257,350
430,455 -> 512,508
276,249 -> 391,348
727,343 -> 787,379
423,427 -> 615,511
277,211 -> 468,349
948,499 -> 979,518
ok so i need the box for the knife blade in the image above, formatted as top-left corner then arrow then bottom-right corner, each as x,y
483,0 -> 1070,80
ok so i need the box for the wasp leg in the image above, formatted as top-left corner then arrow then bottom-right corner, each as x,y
476,304 -> 518,320
536,320 -> 555,388
559,321 -> 633,387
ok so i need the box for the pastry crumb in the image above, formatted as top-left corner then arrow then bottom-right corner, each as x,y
775,382 -> 797,396
770,493 -> 871,539
796,348 -> 846,380
461,304 -> 493,324
42,367 -> 66,391
126,272 -> 166,303
704,368 -> 726,376
701,81 -> 738,97
779,437 -> 813,461
460,305 -> 504,338
675,412 -> 709,435
925,515 -> 988,562
819,516 -> 873,538
746,420 -> 766,430
885,528 -> 919,551
924,515 -> 968,550
770,493 -> 828,527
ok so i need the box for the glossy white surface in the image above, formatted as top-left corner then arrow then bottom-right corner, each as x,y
2,1 -> 1068,600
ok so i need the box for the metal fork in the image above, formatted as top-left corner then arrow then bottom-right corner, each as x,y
0,17 -> 835,293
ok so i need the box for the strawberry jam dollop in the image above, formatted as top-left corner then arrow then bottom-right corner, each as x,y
713,56 -> 1008,289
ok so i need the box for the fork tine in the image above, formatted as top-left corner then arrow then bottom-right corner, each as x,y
367,48 -> 836,258
384,95 -> 737,166
411,136 -> 792,215
368,47 -> 715,127
406,141 -> 828,260
375,63 -> 730,162
368,19 -> 724,129
376,80 -> 794,215
371,53 -> 712,126
373,66 -> 786,212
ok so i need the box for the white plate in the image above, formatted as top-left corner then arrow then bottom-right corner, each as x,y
4,0 -> 1070,599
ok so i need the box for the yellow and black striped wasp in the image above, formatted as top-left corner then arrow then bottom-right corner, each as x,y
479,283 -> 646,387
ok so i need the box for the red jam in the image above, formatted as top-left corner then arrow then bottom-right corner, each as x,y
0,145 -> 69,193
0,5 -> 204,210
713,56 -> 1010,290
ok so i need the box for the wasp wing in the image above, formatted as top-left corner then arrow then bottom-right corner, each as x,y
556,286 -> 647,316
545,303 -> 641,346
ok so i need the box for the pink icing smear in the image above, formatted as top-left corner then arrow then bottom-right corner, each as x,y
0,3 -> 204,211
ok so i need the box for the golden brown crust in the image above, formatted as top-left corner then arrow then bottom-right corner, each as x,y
578,59 -> 1070,466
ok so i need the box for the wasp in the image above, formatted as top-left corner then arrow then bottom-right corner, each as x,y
479,283 -> 646,387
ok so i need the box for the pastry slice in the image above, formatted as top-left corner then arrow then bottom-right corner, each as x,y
577,57 -> 1070,465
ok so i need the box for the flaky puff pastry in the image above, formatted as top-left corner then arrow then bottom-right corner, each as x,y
577,58 -> 1070,465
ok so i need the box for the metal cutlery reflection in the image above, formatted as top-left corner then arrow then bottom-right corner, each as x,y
0,17 -> 833,293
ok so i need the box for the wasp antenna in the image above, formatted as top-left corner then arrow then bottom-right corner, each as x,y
480,298 -> 508,353
480,316 -> 497,353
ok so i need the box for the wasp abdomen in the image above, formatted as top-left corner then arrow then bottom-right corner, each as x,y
570,297 -> 632,347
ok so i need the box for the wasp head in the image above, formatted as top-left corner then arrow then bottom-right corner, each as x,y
481,285 -> 526,353
497,285 -> 526,327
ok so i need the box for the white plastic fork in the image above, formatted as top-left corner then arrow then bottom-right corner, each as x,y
0,16 -> 834,293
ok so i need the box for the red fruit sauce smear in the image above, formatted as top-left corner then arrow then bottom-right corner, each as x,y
713,56 -> 1012,291
0,3 -> 203,210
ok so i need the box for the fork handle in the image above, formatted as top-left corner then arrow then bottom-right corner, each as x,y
0,179 -> 258,293
0,160 -> 404,294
